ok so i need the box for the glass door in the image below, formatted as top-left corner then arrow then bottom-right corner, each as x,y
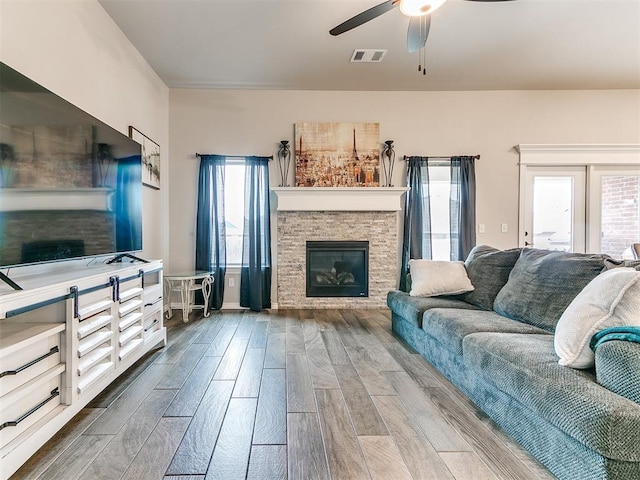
522,167 -> 586,253
588,166 -> 640,258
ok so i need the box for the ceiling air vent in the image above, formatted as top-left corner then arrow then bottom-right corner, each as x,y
350,49 -> 387,63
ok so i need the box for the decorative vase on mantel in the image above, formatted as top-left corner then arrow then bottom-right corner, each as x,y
277,140 -> 292,187
381,140 -> 396,187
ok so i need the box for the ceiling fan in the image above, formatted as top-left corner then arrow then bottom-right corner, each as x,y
330,0 -> 516,54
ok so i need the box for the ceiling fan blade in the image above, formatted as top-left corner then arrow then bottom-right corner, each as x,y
330,0 -> 397,36
407,15 -> 431,53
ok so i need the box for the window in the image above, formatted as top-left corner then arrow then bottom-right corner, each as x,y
428,165 -> 454,261
532,176 -> 575,252
224,160 -> 245,265
591,167 -> 640,258
522,167 -> 586,253
401,156 -> 476,291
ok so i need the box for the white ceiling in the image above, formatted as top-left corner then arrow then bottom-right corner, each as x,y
99,0 -> 640,91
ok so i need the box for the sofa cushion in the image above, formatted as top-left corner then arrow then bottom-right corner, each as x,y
457,245 -> 522,310
386,290 -> 479,328
463,332 -> 640,462
408,259 -> 474,297
493,249 -> 606,332
555,268 -> 640,369
422,308 -> 549,356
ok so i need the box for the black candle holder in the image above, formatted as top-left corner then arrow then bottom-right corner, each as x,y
95,143 -> 113,187
0,143 -> 15,188
381,140 -> 396,187
277,140 -> 292,187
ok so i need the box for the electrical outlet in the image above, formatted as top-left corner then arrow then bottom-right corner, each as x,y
501,223 -> 508,233
478,224 -> 486,234
228,277 -> 235,287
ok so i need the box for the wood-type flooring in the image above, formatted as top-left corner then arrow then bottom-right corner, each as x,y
11,309 -> 556,480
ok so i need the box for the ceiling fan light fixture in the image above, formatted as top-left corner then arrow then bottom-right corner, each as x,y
399,0 -> 446,17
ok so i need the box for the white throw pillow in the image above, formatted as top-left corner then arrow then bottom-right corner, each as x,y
409,260 -> 474,297
554,268 -> 640,369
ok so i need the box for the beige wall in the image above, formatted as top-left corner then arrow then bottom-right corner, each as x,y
169,88 -> 640,303
2,2 -> 637,303
3,1 -> 636,302
0,0 -> 170,262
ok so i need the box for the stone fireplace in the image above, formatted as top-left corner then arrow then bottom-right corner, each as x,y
273,187 -> 406,308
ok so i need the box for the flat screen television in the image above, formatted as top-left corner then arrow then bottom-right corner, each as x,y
0,62 -> 143,268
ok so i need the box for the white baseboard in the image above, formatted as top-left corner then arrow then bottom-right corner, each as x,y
165,302 -> 279,312
220,302 -> 279,310
221,302 -> 242,310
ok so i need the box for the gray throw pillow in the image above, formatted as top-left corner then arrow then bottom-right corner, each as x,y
458,245 -> 522,310
493,249 -> 607,332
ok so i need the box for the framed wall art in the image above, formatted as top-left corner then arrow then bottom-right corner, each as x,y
295,122 -> 380,187
129,126 -> 160,189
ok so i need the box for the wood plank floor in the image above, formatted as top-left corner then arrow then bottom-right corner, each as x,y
11,309 -> 556,480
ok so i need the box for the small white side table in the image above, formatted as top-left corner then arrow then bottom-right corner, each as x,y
164,271 -> 214,322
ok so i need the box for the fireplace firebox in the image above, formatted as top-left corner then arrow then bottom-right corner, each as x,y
306,241 -> 369,297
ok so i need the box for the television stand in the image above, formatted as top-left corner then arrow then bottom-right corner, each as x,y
107,253 -> 150,264
0,271 -> 22,290
0,260 -> 166,480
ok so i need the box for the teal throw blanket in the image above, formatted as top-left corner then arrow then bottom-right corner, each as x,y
590,326 -> 640,352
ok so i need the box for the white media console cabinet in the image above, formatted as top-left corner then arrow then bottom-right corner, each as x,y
0,260 -> 166,479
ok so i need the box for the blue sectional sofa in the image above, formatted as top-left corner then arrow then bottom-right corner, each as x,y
387,246 -> 640,480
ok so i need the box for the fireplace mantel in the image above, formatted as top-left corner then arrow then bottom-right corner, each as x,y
271,187 -> 408,212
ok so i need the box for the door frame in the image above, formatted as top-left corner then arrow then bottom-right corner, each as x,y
517,144 -> 640,252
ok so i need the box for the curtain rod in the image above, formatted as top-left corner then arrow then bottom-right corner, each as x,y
195,153 -> 273,159
402,155 -> 480,160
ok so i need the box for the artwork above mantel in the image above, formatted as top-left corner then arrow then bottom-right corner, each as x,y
295,122 -> 380,187
271,187 -> 408,212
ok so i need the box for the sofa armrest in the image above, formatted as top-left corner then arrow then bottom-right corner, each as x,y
595,340 -> 640,404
